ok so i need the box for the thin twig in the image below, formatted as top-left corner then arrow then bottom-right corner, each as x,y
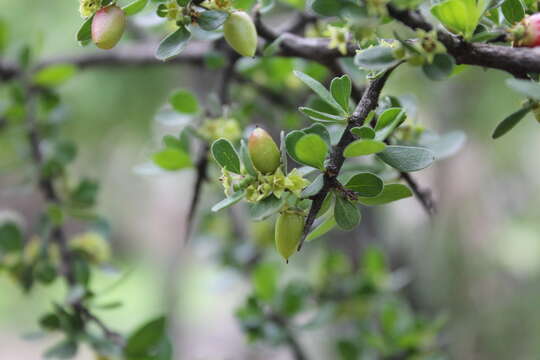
184,144 -> 210,240
401,172 -> 436,216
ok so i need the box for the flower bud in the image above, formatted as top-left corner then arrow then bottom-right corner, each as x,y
248,127 -> 281,174
513,13 -> 540,47
92,5 -> 126,50
223,11 -> 258,57
275,211 -> 304,262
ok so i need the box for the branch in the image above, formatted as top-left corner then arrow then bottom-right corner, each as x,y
299,67 -> 399,250
254,12 -> 356,67
269,313 -> 308,360
1,42 -> 210,81
400,172 -> 436,216
23,87 -> 123,345
387,5 -> 540,78
184,50 -> 239,241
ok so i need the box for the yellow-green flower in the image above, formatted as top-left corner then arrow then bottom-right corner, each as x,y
166,0 -> 181,21
284,168 -> 310,197
199,117 -> 241,143
70,232 -> 111,265
79,0 -> 100,18
268,168 -> 285,198
415,29 -> 446,64
327,25 -> 349,55
23,236 -> 41,264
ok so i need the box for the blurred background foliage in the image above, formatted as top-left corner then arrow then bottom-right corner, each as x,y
2,0 -> 540,359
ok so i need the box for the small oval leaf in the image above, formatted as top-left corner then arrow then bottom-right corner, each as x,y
211,138 -> 241,173
334,196 -> 361,231
344,173 -> 384,197
377,145 -> 436,172
294,134 -> 329,169
344,139 -> 386,157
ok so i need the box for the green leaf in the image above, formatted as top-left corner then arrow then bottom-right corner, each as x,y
285,130 -> 305,163
492,104 -> 533,139
280,131 -> 288,173
344,139 -> 386,157
71,178 -> 99,207
33,64 -> 76,87
306,212 -> 336,241
431,0 -> 483,39
330,75 -> 352,113
422,53 -> 455,81
357,184 -> 412,205
311,0 -> 344,16
375,108 -> 404,131
377,145 -> 436,172
169,89 -> 199,114
354,46 -> 400,71
303,123 -> 331,145
123,0 -> 149,16
249,195 -> 284,220
211,139 -> 241,173
77,16 -> 93,43
240,139 -> 257,176
156,25 -> 191,61
344,173 -> 384,197
211,190 -> 245,212
351,126 -> 375,139
301,173 -> 324,198
124,316 -> 168,358
198,10 -> 229,31
502,0 -> 525,23
153,148 -> 192,171
252,263 -> 279,301
294,134 -> 329,169
294,70 -> 344,113
334,196 -> 361,230
0,222 -> 23,253
506,78 -> 540,100
299,107 -> 347,123
44,340 -> 78,359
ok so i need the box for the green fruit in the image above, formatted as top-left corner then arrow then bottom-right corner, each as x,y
92,5 -> 126,50
248,128 -> 281,174
275,211 -> 304,262
223,11 -> 258,57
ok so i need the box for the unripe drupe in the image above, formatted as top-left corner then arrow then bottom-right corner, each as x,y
223,11 -> 258,57
248,127 -> 281,174
92,5 -> 126,50
275,211 -> 304,262
513,13 -> 540,48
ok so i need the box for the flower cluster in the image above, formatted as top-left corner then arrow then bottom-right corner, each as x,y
199,117 -> 241,143
393,30 -> 446,65
220,167 -> 309,203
